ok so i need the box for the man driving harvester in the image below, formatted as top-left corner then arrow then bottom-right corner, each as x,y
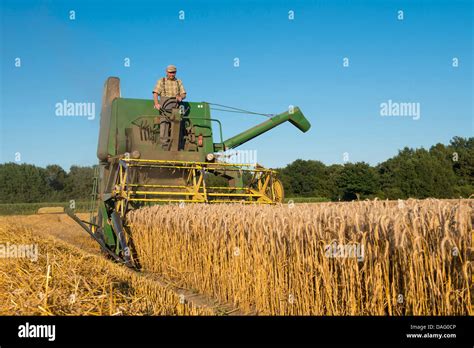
152,64 -> 187,149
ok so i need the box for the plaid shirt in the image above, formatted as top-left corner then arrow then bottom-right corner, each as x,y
153,78 -> 186,98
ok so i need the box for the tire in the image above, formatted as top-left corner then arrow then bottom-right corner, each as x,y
272,178 -> 285,203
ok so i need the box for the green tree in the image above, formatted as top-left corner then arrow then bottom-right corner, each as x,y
279,159 -> 329,197
378,147 -> 457,199
45,164 -> 67,201
335,162 -> 379,200
63,165 -> 96,201
0,163 -> 52,203
325,164 -> 344,200
447,136 -> 474,197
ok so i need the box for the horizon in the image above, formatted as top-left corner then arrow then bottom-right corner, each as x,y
0,134 -> 468,172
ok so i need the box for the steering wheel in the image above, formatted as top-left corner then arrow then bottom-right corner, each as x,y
160,97 -> 179,117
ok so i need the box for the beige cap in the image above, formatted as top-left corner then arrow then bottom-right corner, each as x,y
166,64 -> 177,72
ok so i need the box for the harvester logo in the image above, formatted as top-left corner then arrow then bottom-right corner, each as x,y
380,99 -> 421,120
18,322 -> 56,341
0,242 -> 38,262
55,99 -> 95,120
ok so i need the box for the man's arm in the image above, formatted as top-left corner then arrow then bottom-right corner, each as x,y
153,92 -> 160,109
152,80 -> 162,109
176,80 -> 186,102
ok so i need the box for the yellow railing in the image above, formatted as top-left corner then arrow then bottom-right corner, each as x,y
111,158 -> 278,211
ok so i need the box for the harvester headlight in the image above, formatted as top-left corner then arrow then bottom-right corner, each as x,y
206,153 -> 215,162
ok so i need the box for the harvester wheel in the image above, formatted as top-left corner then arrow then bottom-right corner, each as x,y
272,178 -> 285,203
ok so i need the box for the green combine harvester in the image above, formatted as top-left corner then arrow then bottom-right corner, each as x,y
67,77 -> 311,267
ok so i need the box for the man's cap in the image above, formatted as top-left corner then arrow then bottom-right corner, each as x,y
166,65 -> 177,72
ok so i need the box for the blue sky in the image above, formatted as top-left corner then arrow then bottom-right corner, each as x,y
1,0 -> 472,171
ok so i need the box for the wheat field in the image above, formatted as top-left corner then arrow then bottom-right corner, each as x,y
0,223 -> 214,315
0,199 -> 471,316
128,199 -> 473,315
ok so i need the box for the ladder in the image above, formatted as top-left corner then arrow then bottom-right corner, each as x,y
88,164 -> 100,223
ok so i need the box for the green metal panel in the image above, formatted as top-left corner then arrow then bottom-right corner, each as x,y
99,202 -> 116,249
105,98 -> 214,161
100,96 -> 310,159
97,77 -> 120,161
221,107 -> 311,150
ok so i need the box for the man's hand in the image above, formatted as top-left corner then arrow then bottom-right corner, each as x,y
154,103 -> 161,110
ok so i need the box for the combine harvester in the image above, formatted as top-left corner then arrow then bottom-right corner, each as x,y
67,77 -> 311,267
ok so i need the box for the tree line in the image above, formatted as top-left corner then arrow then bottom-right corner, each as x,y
0,136 -> 472,203
278,136 -> 473,200
0,164 -> 96,203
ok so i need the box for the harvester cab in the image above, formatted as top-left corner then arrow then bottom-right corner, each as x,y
66,76 -> 311,267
